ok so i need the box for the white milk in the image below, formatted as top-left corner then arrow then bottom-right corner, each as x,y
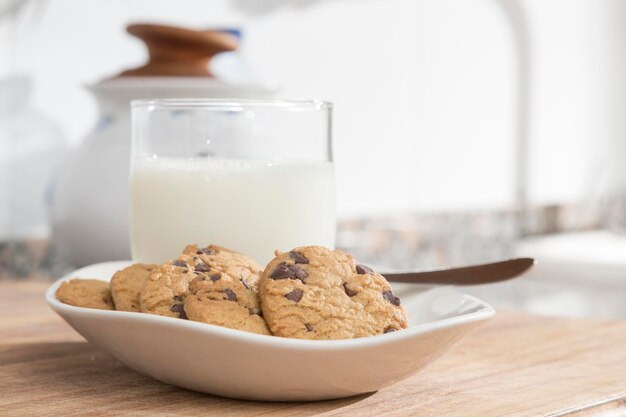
130,158 -> 336,265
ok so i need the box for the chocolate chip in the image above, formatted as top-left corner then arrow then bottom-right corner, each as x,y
210,273 -> 221,282
305,323 -> 313,332
240,278 -> 250,289
284,288 -> 303,302
224,288 -> 237,301
173,295 -> 184,302
269,262 -> 308,282
173,260 -> 187,268
194,262 -> 210,273
384,327 -> 397,333
382,290 -> 401,306
289,250 -> 309,264
356,264 -> 373,275
196,247 -> 216,255
343,282 -> 357,297
170,303 -> 187,319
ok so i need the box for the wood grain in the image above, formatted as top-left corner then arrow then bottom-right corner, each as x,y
1,281 -> 626,417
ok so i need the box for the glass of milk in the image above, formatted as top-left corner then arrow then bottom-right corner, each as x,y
130,99 -> 335,265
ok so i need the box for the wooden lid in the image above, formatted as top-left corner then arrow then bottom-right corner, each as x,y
118,23 -> 239,77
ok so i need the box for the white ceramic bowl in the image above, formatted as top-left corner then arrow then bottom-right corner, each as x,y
46,261 -> 494,401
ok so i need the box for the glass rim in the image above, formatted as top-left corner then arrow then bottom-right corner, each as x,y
131,98 -> 332,111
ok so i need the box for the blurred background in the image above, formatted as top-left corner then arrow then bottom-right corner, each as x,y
2,0 -> 626,318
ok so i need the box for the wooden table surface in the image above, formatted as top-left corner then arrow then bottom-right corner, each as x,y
1,281 -> 626,417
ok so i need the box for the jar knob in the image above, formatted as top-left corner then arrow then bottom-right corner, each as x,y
118,23 -> 239,77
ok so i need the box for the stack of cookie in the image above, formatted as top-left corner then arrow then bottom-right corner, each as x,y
56,245 -> 409,340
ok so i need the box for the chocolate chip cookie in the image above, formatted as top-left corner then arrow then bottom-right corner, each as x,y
259,246 -> 409,339
184,291 -> 271,335
183,244 -> 262,279
140,254 -> 207,318
110,263 -> 157,312
141,244 -> 264,324
56,279 -> 115,310
182,245 -> 269,334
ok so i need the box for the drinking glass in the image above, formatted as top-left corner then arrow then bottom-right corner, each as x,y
130,99 -> 335,265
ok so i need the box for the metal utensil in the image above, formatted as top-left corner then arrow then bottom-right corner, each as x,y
383,258 -> 535,285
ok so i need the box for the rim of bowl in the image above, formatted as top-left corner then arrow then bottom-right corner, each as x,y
46,262 -> 495,351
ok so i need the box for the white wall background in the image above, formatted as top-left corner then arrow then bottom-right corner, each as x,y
1,0 -> 624,218
525,0 -> 626,204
